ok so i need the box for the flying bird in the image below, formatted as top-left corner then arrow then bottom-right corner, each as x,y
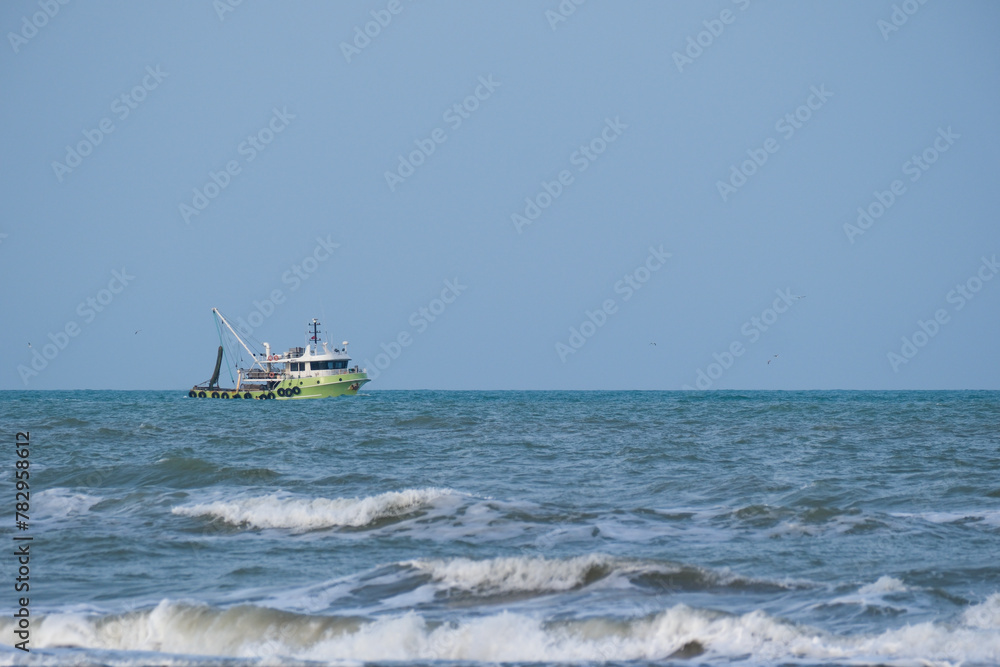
134,330 -> 142,335
767,354 -> 778,365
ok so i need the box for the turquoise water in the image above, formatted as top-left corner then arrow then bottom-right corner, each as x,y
1,390 -> 999,665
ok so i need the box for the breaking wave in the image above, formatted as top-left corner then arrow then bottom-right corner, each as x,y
33,488 -> 103,523
171,488 -> 459,531
398,554 -> 796,597
857,575 -> 908,595
404,553 -> 626,594
257,554 -> 812,616
4,595 -> 1000,664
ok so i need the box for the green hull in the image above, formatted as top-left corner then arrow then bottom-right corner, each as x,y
189,372 -> 370,400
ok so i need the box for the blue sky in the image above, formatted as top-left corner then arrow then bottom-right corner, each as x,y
1,1 -> 997,390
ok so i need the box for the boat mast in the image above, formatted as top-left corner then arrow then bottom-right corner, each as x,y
213,308 -> 267,371
309,318 -> 322,349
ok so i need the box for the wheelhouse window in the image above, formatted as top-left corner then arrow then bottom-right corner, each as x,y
310,360 -> 336,370
333,360 -> 348,369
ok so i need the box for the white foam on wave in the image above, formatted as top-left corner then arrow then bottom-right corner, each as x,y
264,555 -> 633,615
963,593 -> 1000,629
829,575 -> 911,611
401,553 -> 801,596
6,598 -> 1000,664
264,554 -> 803,617
1,600 -> 351,661
171,488 -> 458,531
892,509 -> 1000,528
858,575 -> 908,595
261,565 -> 440,616
405,553 -> 639,594
382,496 -> 541,544
33,488 -> 102,522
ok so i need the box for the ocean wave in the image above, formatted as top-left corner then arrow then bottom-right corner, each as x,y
892,509 -> 1000,529
963,592 -> 1000,629
42,416 -> 90,428
400,554 -> 796,597
404,553 -> 629,594
858,575 -> 908,595
33,488 -> 103,522
826,575 -> 912,612
260,554 -> 809,615
5,598 -> 1000,663
171,488 -> 459,531
260,555 -> 631,615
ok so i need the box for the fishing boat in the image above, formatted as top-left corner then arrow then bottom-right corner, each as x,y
188,309 -> 370,399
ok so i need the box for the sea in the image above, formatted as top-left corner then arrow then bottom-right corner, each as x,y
1,390 -> 999,666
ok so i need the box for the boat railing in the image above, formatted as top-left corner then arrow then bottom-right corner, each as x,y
245,369 -> 281,380
307,367 -> 364,376
243,367 -> 366,379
